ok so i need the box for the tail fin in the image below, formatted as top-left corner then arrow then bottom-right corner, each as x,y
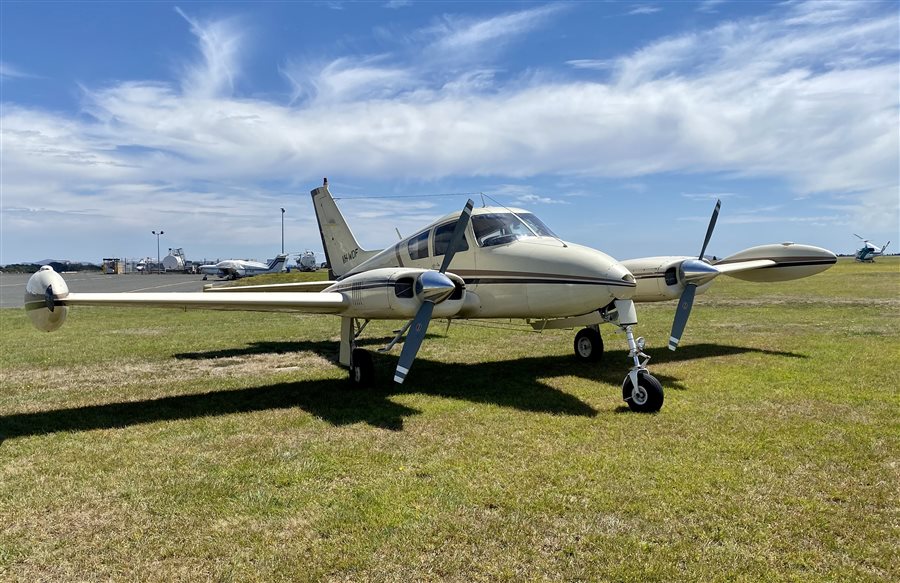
266,255 -> 288,273
882,241 -> 891,253
310,179 -> 379,278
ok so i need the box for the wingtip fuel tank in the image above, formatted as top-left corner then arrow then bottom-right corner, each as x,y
24,265 -> 69,332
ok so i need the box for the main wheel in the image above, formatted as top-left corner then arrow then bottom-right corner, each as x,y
349,348 -> 374,387
622,372 -> 664,413
574,327 -> 604,362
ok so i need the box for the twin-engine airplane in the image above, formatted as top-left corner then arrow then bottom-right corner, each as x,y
853,234 -> 890,262
199,254 -> 289,280
25,180 -> 836,412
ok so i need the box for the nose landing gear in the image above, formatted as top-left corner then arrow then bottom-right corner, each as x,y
575,299 -> 664,413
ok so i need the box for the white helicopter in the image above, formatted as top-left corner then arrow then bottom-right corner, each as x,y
25,180 -> 836,413
853,234 -> 890,262
199,254 -> 289,280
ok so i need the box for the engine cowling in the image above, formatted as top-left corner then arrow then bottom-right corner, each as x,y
24,265 -> 70,332
620,256 -> 714,303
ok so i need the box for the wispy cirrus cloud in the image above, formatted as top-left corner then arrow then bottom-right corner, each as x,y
627,5 -> 661,16
174,6 -> 244,97
422,3 -> 566,61
0,61 -> 34,80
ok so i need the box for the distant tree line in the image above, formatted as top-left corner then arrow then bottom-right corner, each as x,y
1,262 -> 103,273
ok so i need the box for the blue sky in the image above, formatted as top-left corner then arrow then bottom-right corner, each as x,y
1,0 -> 897,264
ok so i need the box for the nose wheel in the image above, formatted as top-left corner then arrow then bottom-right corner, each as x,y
622,371 -> 664,413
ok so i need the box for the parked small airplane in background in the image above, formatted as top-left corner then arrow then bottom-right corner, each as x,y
199,254 -> 289,280
25,180 -> 836,413
853,234 -> 890,262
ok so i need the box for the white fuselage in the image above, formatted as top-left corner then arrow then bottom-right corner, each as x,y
331,207 -> 636,320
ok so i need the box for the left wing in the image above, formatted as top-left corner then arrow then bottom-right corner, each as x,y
60,292 -> 347,313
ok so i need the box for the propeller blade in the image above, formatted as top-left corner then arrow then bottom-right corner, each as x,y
394,198 -> 472,385
669,284 -> 697,351
439,199 -> 475,274
853,233 -> 864,240
394,301 -> 435,384
698,199 -> 721,259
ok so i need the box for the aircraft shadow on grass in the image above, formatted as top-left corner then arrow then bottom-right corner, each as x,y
0,341 -> 804,441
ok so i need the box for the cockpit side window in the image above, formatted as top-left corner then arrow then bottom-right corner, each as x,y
433,222 -> 470,256
472,213 -> 550,247
519,213 -> 557,238
407,231 -> 429,260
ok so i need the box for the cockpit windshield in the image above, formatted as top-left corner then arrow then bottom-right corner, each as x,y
472,212 -> 558,247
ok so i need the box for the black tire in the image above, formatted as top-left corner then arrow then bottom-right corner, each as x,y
574,327 -> 604,362
349,348 -> 374,387
623,372 -> 664,413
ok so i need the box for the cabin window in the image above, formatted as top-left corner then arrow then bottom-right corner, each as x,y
433,222 -> 469,256
408,231 -> 429,260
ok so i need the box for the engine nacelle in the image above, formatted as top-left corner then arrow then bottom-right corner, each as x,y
620,256 -> 713,303
24,266 -> 70,332
326,268 -> 466,319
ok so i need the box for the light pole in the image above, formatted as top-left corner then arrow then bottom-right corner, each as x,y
152,230 -> 164,274
280,208 -> 286,254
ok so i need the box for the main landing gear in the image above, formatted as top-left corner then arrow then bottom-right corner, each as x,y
343,318 -> 375,388
575,300 -> 664,413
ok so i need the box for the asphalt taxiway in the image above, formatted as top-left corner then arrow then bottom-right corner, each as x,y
0,272 -> 215,309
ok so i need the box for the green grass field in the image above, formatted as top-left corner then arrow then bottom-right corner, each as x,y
1,258 -> 898,582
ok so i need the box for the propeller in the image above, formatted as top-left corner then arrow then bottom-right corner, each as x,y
669,199 -> 721,351
394,199 -> 474,384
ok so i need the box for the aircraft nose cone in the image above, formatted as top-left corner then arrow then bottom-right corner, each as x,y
416,271 -> 456,303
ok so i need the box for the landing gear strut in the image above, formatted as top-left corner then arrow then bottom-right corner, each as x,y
601,299 -> 665,413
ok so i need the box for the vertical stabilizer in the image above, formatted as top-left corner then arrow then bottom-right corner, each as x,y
266,255 -> 288,273
310,179 -> 378,278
